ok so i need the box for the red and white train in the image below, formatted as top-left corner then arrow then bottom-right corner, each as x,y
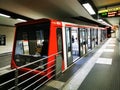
11,18 -> 108,79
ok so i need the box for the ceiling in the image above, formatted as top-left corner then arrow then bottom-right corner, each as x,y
92,0 -> 120,26
93,0 -> 120,9
0,0 -> 120,26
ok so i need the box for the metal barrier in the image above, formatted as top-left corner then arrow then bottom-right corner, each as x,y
0,51 -> 62,90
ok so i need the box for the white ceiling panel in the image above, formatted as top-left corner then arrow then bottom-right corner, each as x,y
0,0 -> 119,26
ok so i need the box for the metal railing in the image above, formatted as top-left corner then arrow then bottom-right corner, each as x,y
0,51 -> 62,90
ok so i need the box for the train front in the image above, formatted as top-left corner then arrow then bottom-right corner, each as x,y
11,19 -> 52,78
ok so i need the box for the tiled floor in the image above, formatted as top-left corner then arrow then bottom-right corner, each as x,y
78,38 -> 120,90
0,54 -> 11,75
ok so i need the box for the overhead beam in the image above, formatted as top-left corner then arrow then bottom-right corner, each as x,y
78,0 -> 98,19
72,16 -> 106,27
0,8 -> 33,21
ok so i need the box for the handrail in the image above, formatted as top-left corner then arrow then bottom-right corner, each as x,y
0,51 -> 62,90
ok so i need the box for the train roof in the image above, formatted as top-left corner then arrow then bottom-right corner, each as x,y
15,18 -> 106,30
15,18 -> 61,26
62,21 -> 105,29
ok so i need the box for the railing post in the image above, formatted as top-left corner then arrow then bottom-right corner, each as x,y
15,68 -> 19,90
54,55 -> 57,79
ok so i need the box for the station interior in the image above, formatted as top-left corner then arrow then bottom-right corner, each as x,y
0,0 -> 120,90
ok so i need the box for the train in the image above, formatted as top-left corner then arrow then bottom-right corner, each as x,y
11,18 -> 108,83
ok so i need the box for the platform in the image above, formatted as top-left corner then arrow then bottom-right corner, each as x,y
78,38 -> 120,90
0,38 -> 119,90
39,38 -> 119,90
0,53 -> 11,75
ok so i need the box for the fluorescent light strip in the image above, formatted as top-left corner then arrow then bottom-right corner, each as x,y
17,18 -> 26,22
82,3 -> 96,15
0,13 -> 10,18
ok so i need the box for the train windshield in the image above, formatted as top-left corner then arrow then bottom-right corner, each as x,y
14,22 -> 50,69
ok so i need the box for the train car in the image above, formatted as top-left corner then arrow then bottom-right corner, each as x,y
11,18 -> 107,82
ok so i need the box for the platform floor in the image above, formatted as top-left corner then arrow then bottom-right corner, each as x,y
39,38 -> 120,90
0,53 -> 11,75
78,38 -> 120,90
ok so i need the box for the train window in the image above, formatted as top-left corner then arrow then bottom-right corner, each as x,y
95,29 -> 98,45
65,27 -> 73,66
57,28 -> 62,52
82,28 -> 86,54
66,27 -> 71,52
36,30 -> 44,47
23,32 -> 29,55
56,28 -> 63,74
88,28 -> 91,50
79,28 -> 83,56
79,28 -> 88,55
71,27 -> 79,60
14,22 -> 50,69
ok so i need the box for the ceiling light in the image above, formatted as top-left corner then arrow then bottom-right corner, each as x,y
0,13 -> 10,18
17,18 -> 26,22
97,19 -> 112,27
82,3 -> 96,15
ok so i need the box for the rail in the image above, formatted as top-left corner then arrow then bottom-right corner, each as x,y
0,51 -> 62,90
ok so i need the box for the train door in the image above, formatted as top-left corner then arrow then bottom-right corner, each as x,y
95,29 -> 98,45
79,28 -> 87,56
91,28 -> 95,49
71,27 -> 80,61
65,27 -> 73,66
79,28 -> 83,56
82,28 -> 87,55
94,29 -> 98,46
103,30 -> 107,40
55,28 -> 63,77
98,29 -> 101,44
88,28 -> 92,50
85,28 -> 88,53
101,30 -> 103,41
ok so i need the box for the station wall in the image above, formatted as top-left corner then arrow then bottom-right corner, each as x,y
0,25 -> 15,54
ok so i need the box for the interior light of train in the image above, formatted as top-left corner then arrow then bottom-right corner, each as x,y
82,3 -> 96,15
0,13 -> 10,18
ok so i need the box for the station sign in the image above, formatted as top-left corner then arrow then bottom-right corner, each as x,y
98,7 -> 120,18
